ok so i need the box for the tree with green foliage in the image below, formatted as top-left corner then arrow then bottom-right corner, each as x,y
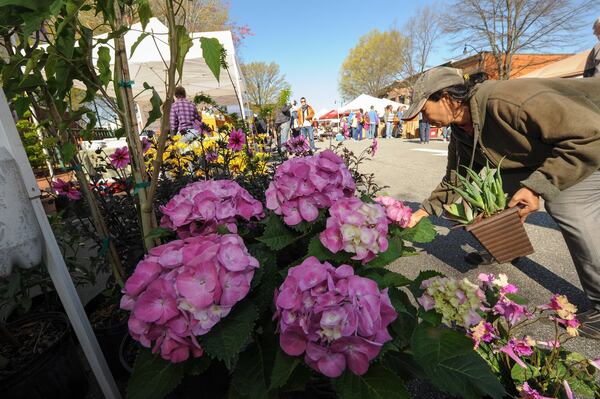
242,61 -> 290,112
339,29 -> 409,100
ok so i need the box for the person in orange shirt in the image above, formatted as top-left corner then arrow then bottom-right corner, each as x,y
297,97 -> 316,150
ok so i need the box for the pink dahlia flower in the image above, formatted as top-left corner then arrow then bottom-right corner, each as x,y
374,196 -> 412,228
109,146 -> 130,169
227,128 -> 246,151
266,149 -> 355,226
274,257 -> 396,378
121,234 -> 259,363
320,197 -> 389,264
159,179 -> 264,238
51,177 -> 81,200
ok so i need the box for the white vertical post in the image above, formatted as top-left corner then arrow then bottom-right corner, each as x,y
0,90 -> 121,399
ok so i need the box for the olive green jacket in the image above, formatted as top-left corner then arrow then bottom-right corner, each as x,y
421,78 -> 600,216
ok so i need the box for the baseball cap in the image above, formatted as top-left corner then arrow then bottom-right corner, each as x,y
402,67 -> 465,120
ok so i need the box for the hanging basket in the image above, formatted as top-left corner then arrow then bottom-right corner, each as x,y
465,207 -> 534,263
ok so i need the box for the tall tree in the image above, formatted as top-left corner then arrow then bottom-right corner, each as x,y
242,61 -> 290,110
339,29 -> 409,100
443,0 -> 598,79
402,4 -> 441,81
149,0 -> 252,43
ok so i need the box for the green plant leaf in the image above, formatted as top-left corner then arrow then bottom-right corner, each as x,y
127,349 -> 185,399
60,141 -> 77,163
334,363 -> 410,399
269,349 -> 300,390
199,301 -> 258,369
307,235 -> 353,264
411,323 -> 505,399
398,217 -> 437,243
505,293 -> 529,305
143,82 -> 163,130
200,37 -> 222,82
257,214 -> 301,251
130,32 -> 149,56
136,0 -> 152,30
144,227 -> 175,241
231,342 -> 268,398
510,362 -> 539,383
97,46 -> 111,87
175,25 -> 193,78
367,235 -> 404,267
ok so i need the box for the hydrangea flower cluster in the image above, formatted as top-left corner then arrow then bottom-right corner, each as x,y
265,149 -> 356,226
284,135 -> 310,155
274,257 -> 397,378
120,234 -> 259,363
52,178 -> 81,200
320,197 -> 389,263
160,179 -> 264,238
417,276 -> 486,328
374,196 -> 413,228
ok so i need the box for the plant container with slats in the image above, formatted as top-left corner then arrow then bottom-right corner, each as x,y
465,207 -> 534,263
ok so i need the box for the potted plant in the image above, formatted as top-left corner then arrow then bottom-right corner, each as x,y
443,162 -> 534,263
0,267 -> 89,399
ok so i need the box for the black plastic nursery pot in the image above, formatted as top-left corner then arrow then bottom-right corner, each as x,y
465,207 -> 534,263
85,293 -> 130,380
0,312 -> 89,399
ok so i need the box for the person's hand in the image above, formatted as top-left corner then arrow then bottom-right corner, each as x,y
408,208 -> 430,228
508,187 -> 540,223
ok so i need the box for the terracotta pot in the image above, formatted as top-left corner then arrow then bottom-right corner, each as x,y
465,207 -> 534,263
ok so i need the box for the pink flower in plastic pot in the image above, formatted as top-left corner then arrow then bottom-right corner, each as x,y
121,233 -> 259,363
109,146 -> 130,168
274,257 -> 396,377
227,128 -> 245,151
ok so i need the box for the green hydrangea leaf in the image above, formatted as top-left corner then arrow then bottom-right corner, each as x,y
411,323 -> 505,399
334,363 -> 410,399
198,301 -> 258,369
398,217 -> 437,243
367,236 -> 404,267
257,214 -> 301,251
127,349 -> 185,399
231,343 -> 268,398
269,349 -> 300,390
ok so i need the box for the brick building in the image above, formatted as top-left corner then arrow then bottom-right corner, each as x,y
383,52 -> 572,104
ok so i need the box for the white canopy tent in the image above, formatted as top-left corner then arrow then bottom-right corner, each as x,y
519,50 -> 589,79
340,94 -> 403,115
89,18 -> 247,121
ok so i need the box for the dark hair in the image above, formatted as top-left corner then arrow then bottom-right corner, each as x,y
429,71 -> 488,103
175,86 -> 186,98
300,97 -> 306,101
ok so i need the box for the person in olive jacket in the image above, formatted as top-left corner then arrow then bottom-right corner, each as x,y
404,67 -> 600,339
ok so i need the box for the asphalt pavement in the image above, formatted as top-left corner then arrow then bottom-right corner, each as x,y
317,136 -> 600,360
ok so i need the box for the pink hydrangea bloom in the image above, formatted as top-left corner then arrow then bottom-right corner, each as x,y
266,149 -> 356,226
227,129 -> 246,151
121,234 -> 259,363
284,135 -> 310,155
273,257 -> 397,378
320,197 -> 389,264
160,179 -> 264,238
374,196 -> 412,228
51,178 -> 81,200
109,146 -> 130,168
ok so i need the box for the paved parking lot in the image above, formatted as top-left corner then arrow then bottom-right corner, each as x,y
318,137 -> 599,359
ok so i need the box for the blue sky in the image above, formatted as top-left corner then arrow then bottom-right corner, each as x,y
230,0 -> 598,111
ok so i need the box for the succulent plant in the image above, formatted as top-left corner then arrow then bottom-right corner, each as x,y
444,161 -> 507,225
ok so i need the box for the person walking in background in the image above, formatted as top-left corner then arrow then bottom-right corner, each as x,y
367,105 -> 378,139
404,67 -> 600,339
384,105 -> 394,139
356,109 -> 364,140
170,86 -> 201,141
290,100 -> 300,137
297,97 -> 316,150
275,101 -> 292,151
584,17 -> 600,77
393,106 -> 403,138
418,111 -> 430,144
